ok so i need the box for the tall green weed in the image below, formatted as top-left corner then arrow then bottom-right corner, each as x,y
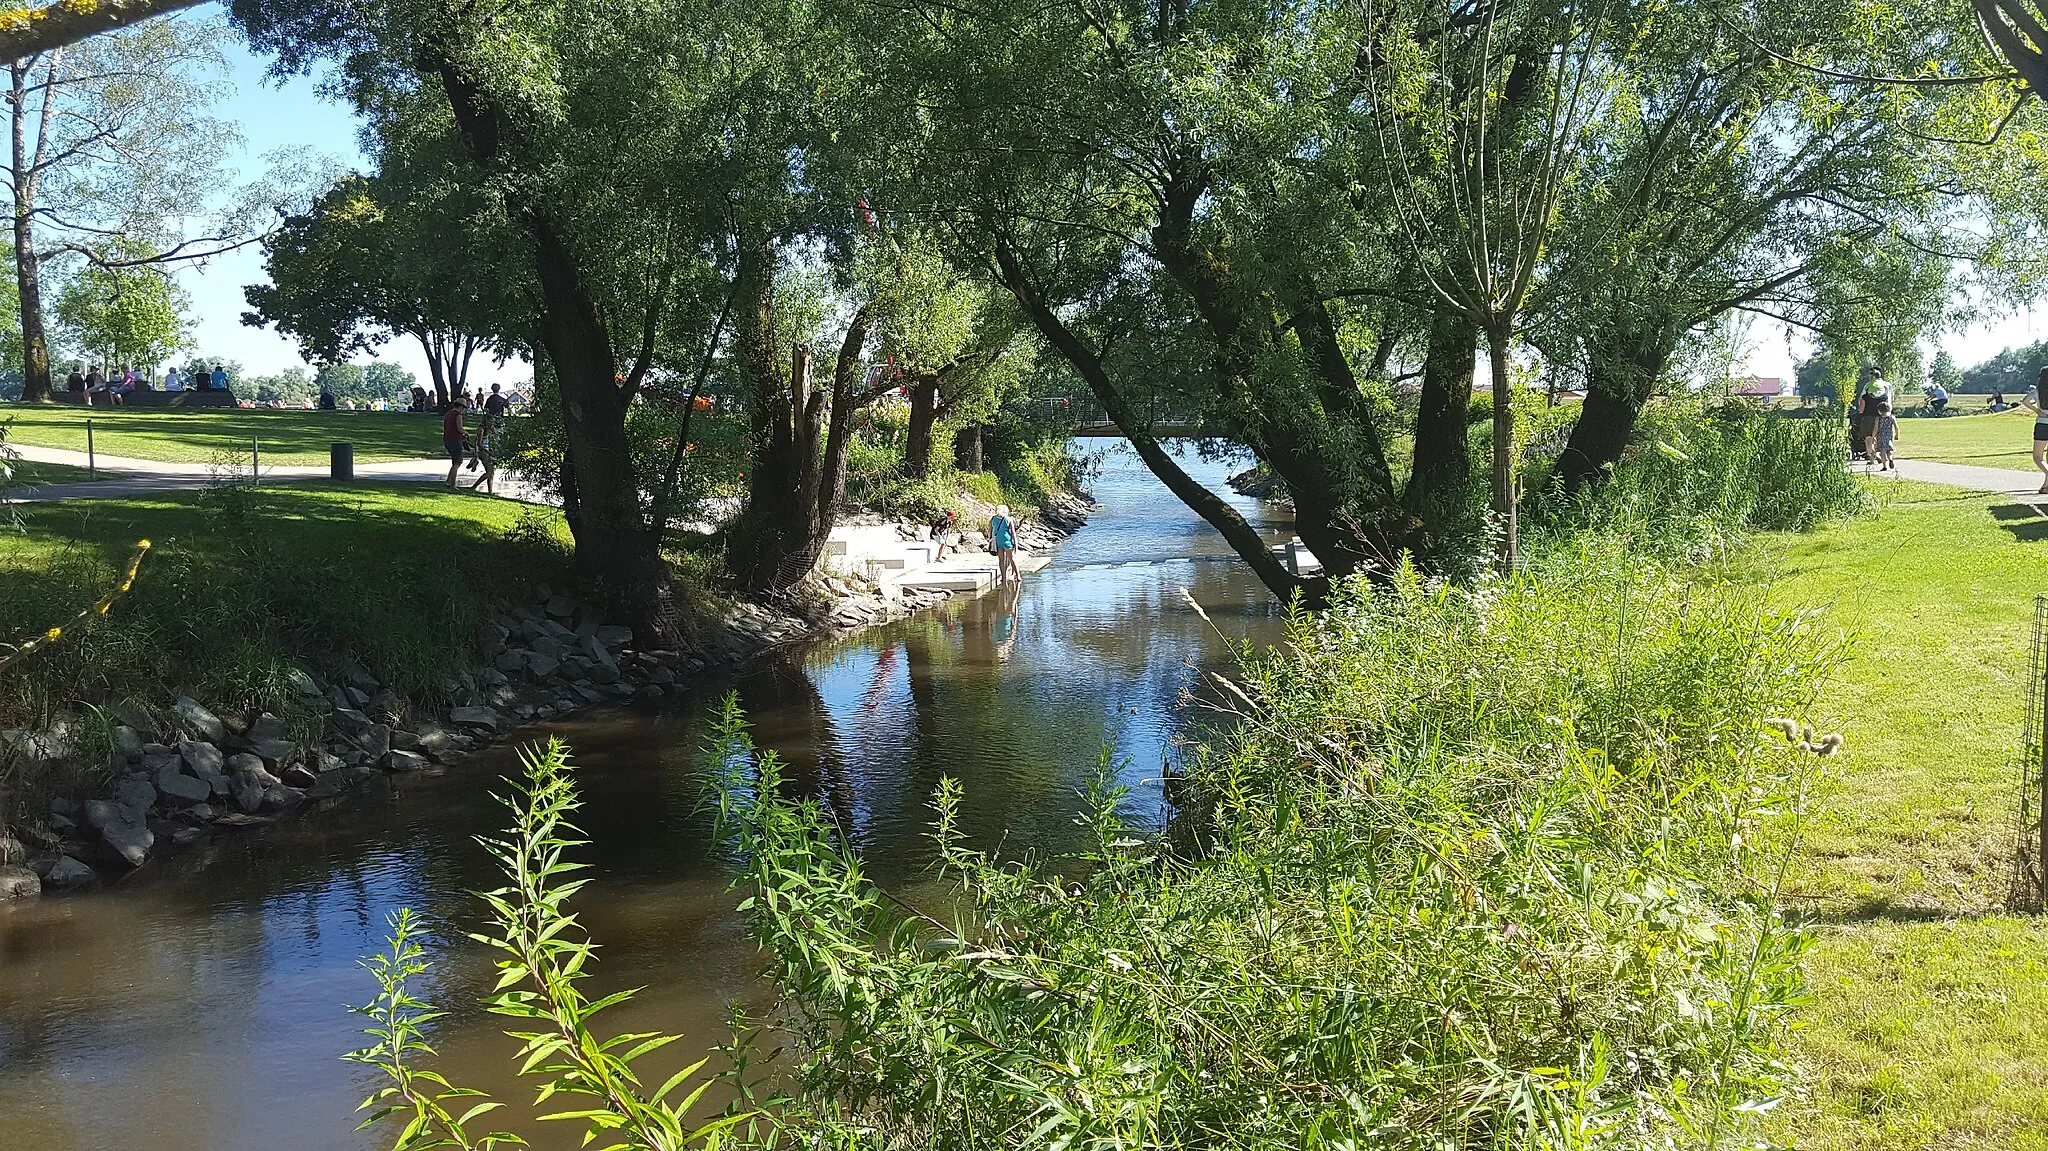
709,547 -> 1837,1149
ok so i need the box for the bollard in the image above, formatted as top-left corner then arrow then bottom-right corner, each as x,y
251,436 -> 260,484
86,418 -> 94,479
330,441 -> 354,481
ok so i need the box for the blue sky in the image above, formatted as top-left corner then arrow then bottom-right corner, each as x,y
176,27 -> 525,387
185,23 -> 2032,392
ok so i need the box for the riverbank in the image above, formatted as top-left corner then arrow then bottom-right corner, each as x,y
0,482 -> 1091,900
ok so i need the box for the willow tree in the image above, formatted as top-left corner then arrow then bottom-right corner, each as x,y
6,17 -> 246,400
1365,0 -> 1612,571
235,0 -> 812,631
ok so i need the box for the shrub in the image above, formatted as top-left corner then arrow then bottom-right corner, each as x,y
1532,400 -> 1866,561
711,548 -> 1835,1149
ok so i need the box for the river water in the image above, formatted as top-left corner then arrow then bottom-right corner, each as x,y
0,444 -> 1291,1150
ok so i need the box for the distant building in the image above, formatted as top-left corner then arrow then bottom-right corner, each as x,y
1732,376 -> 1786,399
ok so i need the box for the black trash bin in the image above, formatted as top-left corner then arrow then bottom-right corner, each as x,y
331,442 -> 355,481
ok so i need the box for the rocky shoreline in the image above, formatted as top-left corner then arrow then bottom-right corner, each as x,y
0,492 -> 1092,901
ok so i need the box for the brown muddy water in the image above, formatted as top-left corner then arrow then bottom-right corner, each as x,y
0,443 -> 1292,1149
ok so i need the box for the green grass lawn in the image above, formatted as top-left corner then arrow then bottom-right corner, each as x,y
0,483 -> 570,802
1,404 -> 443,464
1893,411 -> 2042,473
9,458 -> 97,486
1732,479 -> 2048,1149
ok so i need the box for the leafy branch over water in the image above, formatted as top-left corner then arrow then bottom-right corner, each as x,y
346,739 -> 747,1151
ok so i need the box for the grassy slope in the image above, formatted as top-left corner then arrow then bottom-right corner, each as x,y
0,483 -> 569,802
1736,478 -> 2048,1149
1894,411 -> 2042,473
2,405 -> 442,464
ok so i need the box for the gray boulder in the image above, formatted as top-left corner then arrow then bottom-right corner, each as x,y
0,865 -> 41,901
188,803 -> 217,822
87,804 -> 152,867
114,777 -> 157,816
260,785 -> 304,812
225,754 -> 276,783
178,740 -> 225,776
248,712 -> 286,744
595,624 -> 634,649
281,765 -> 318,788
249,739 -> 298,766
169,697 -> 226,743
43,854 -> 95,889
342,686 -> 370,708
112,725 -> 145,761
368,688 -> 402,721
494,649 -> 527,673
198,772 -> 231,799
389,728 -> 423,753
527,653 -> 561,680
332,707 -> 375,733
545,594 -> 576,619
449,706 -> 506,733
352,723 -> 391,761
154,766 -> 212,806
383,750 -> 429,773
287,667 -> 321,697
2,727 -> 71,761
230,774 -> 267,814
311,749 -> 347,773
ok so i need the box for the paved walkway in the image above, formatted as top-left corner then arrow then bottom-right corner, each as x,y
4,442 -> 549,504
1890,457 -> 2048,503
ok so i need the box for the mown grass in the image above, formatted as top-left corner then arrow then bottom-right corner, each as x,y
1893,411 -> 2043,473
1,405 -> 443,464
1732,477 -> 2048,1149
0,482 -> 571,813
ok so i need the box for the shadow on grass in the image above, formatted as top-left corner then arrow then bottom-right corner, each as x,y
1986,502 -> 2048,543
1787,895 -> 1983,927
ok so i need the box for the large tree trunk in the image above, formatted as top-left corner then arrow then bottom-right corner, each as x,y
904,375 -> 938,477
954,425 -> 982,472
729,231 -> 877,594
1404,310 -> 1476,519
1555,334 -> 1674,496
10,60 -> 52,403
427,47 -> 665,636
529,216 -> 665,633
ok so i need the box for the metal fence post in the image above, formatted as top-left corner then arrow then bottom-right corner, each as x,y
252,436 -> 260,484
86,418 -> 95,479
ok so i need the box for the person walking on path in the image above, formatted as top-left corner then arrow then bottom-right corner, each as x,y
466,409 -> 499,494
442,395 -> 469,488
1874,402 -> 1899,472
2023,368 -> 2048,494
990,504 -> 1020,586
1852,367 -> 1888,461
484,382 -> 508,417
929,506 -> 957,561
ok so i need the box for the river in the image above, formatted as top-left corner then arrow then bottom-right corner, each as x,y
0,443 -> 1292,1149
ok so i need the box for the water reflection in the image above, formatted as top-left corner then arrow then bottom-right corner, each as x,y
0,442 -> 1290,1150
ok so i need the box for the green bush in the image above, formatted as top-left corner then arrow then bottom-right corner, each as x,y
711,546 -> 1834,1148
1533,400 -> 1866,560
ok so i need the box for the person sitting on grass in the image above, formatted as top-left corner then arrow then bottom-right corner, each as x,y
318,389 -> 337,411
443,395 -> 469,488
65,365 -> 84,393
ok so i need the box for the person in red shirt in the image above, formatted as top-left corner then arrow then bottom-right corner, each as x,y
442,396 -> 468,487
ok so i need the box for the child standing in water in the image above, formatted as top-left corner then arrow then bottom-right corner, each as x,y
1874,402 -> 1899,472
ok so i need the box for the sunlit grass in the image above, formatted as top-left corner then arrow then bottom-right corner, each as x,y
2,404 -> 443,464
1737,479 -> 2048,1148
